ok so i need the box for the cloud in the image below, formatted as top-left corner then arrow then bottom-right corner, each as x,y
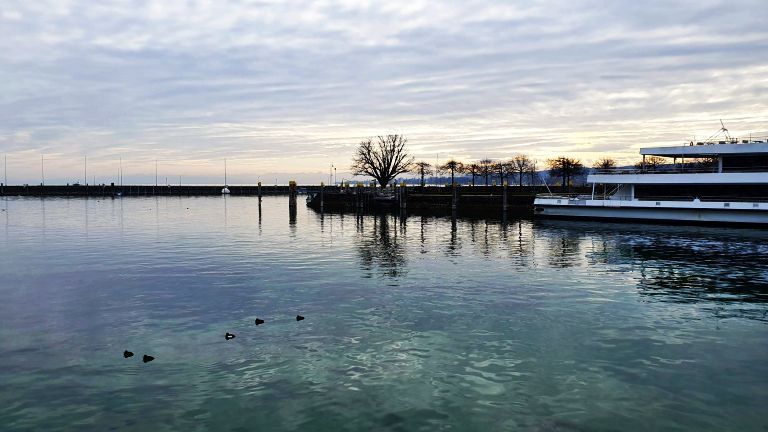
1,0 -> 767,184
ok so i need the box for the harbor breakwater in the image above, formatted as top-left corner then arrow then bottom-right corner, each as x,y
1,184 -> 591,214
0,184 -> 302,197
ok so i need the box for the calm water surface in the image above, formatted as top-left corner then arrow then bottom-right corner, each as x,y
1,196 -> 767,431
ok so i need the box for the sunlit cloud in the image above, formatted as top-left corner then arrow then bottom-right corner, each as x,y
1,0 -> 767,184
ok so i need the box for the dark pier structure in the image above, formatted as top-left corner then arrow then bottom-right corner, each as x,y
2,182 -> 590,215
305,184 -> 591,214
0,183 -> 316,197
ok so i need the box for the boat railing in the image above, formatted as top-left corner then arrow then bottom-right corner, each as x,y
535,192 -> 585,199
685,135 -> 768,146
581,195 -> 768,203
593,167 -> 718,175
592,166 -> 768,175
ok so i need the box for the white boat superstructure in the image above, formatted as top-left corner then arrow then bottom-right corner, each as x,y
534,133 -> 768,225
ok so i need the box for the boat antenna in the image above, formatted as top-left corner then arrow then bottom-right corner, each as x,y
537,172 -> 553,196
703,120 -> 733,144
719,119 -> 732,142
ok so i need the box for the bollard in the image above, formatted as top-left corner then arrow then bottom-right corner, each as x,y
502,180 -> 508,211
451,181 -> 457,211
258,181 -> 262,202
320,182 -> 324,210
356,182 -> 363,209
400,181 -> 407,209
289,180 -> 297,207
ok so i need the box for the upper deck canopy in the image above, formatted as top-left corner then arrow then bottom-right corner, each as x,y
641,142 -> 768,157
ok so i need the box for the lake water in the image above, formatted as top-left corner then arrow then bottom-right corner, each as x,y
1,196 -> 767,431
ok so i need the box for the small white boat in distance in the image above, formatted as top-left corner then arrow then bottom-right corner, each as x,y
222,159 -> 230,194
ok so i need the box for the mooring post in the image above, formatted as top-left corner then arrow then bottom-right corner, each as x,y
451,181 -> 457,211
356,182 -> 363,209
400,181 -> 407,209
320,182 -> 324,210
503,180 -> 508,211
258,181 -> 262,202
289,180 -> 297,207
288,182 -> 297,225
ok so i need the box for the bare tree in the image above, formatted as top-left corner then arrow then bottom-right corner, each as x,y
593,157 -> 617,171
351,135 -> 415,188
634,156 -> 665,172
465,163 -> 481,186
510,154 -> 532,187
547,157 -> 584,191
592,158 -> 616,198
494,160 -> 514,185
527,160 -> 538,186
439,160 -> 464,185
411,161 -> 432,187
479,158 -> 494,186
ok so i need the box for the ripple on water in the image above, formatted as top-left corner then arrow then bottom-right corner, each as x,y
1,197 -> 767,431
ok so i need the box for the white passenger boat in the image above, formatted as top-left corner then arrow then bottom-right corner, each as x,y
534,133 -> 768,225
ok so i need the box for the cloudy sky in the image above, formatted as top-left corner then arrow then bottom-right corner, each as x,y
1,0 -> 767,184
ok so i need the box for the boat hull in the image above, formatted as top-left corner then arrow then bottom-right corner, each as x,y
534,198 -> 768,226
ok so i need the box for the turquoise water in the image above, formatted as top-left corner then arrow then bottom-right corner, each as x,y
1,196 -> 767,431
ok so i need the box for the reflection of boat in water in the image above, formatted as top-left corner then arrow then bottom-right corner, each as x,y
536,219 -> 768,315
535,128 -> 768,225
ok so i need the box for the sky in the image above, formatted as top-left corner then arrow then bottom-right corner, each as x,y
1,0 -> 767,185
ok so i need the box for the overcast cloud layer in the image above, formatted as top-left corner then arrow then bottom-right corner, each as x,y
1,0 -> 767,184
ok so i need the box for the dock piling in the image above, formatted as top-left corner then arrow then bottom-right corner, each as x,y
289,180 -> 297,207
502,181 -> 508,211
399,181 -> 407,209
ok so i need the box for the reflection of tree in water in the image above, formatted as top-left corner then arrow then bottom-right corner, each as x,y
446,215 -> 461,256
545,230 -> 582,268
356,213 -> 407,278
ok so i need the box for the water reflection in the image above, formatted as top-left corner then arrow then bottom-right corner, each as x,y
545,232 -> 582,268
346,210 -> 768,316
538,220 -> 768,316
355,213 -> 407,278
258,201 -> 262,234
2,197 -> 768,431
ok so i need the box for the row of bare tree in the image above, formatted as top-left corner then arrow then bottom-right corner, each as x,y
350,135 -> 703,190
411,156 -> 540,187
351,135 -> 592,189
